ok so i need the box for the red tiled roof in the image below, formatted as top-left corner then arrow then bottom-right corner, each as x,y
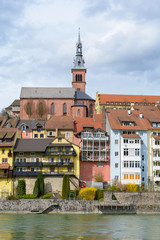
74,114 -> 103,134
0,163 -> 10,169
121,134 -> 140,138
153,136 -> 160,140
45,116 -> 74,130
99,94 -> 160,105
106,106 -> 160,131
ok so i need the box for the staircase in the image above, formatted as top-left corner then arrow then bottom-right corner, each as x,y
69,175 -> 82,189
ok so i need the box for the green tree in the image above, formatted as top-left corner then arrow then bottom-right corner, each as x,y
33,172 -> 44,197
25,101 -> 33,118
62,174 -> 70,199
38,101 -> 45,118
17,179 -> 26,196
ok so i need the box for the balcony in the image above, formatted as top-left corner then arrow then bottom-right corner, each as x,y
43,151 -> 76,157
42,162 -> 74,167
13,171 -> 40,176
13,162 -> 43,167
154,177 -> 160,182
153,156 -> 160,161
43,171 -> 74,176
153,166 -> 160,171
82,147 -> 108,151
152,144 -> 160,149
0,173 -> 9,178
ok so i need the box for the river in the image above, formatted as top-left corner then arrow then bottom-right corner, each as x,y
0,214 -> 159,239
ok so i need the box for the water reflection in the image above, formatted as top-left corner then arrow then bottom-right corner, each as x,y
0,214 -> 160,239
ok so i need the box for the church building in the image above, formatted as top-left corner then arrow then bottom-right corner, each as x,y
20,31 -> 95,120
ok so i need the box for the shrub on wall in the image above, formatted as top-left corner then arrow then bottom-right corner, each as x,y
40,193 -> 53,199
17,179 -> 26,196
79,187 -> 97,200
95,189 -> 103,200
127,183 -> 140,192
62,174 -> 70,199
33,179 -> 40,196
25,101 -> 33,118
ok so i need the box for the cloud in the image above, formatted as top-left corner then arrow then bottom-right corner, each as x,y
0,0 -> 160,110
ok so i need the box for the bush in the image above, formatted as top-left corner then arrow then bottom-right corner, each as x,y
17,179 -> 26,196
95,189 -> 103,200
40,193 -> 53,199
7,195 -> 19,200
62,174 -> 70,199
126,183 -> 140,192
19,194 -> 37,199
79,187 -> 97,200
94,172 -> 104,182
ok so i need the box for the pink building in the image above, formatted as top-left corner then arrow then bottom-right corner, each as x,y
74,116 -> 110,186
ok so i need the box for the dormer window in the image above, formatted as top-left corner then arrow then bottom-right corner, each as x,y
6,123 -> 11,128
21,125 -> 26,132
122,121 -> 135,126
152,122 -> 160,127
5,138 -> 11,143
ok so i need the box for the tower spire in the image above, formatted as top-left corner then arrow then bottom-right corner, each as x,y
73,28 -> 85,69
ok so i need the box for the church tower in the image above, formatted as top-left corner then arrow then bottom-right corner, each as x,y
72,29 -> 86,93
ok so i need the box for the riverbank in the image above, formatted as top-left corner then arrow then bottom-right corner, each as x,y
1,199 -> 160,214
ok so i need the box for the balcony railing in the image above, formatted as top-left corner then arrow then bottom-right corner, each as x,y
13,162 -> 43,167
0,173 -> 9,178
13,171 -> 40,176
43,151 -> 76,156
42,162 -> 74,167
43,171 -> 74,176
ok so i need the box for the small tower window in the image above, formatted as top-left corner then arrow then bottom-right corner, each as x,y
89,104 -> 93,117
77,109 -> 80,116
63,103 -> 67,115
76,74 -> 82,82
51,103 -> 55,114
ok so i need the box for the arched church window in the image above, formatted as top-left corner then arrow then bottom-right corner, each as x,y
63,103 -> 67,115
77,109 -> 80,116
89,104 -> 93,117
51,103 -> 55,114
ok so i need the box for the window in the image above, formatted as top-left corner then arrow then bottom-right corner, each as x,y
135,149 -> 140,156
130,161 -> 134,168
49,158 -> 54,162
66,132 -> 70,139
58,147 -> 62,152
135,139 -> 139,144
77,88 -> 80,91
115,140 -> 118,144
2,158 -> 7,163
68,167 -> 71,172
142,166 -> 144,172
130,174 -> 134,179
21,125 -> 26,131
34,134 -> 38,138
124,161 -> 129,168
115,131 -> 118,135
58,138 -> 62,142
89,104 -> 93,116
75,74 -> 82,82
51,103 -> 55,114
135,161 -> 140,168
115,163 -> 118,168
49,131 -> 53,136
2,149 -> 5,154
115,176 -> 119,181
124,139 -> 128,143
124,149 -> 128,156
142,155 -> 144,161
77,109 -> 80,116
30,152 -> 35,156
153,132 -> 157,136
124,174 -> 128,180
63,103 -> 67,115
115,152 -> 118,157
26,132 -> 29,137
36,158 -> 39,162
40,134 -> 44,138
6,138 -> 11,143
51,147 -> 55,152
136,174 -> 140,180
142,177 -> 144,181
19,152 -> 24,156
97,162 -> 103,167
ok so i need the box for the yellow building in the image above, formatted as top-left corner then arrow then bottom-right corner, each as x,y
96,92 -> 160,114
45,115 -> 74,142
13,137 -> 80,193
0,128 -> 19,197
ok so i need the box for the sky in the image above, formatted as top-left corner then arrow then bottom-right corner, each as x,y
0,0 -> 160,110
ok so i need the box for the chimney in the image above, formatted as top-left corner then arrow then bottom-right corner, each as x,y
128,110 -> 131,115
139,113 -> 143,119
